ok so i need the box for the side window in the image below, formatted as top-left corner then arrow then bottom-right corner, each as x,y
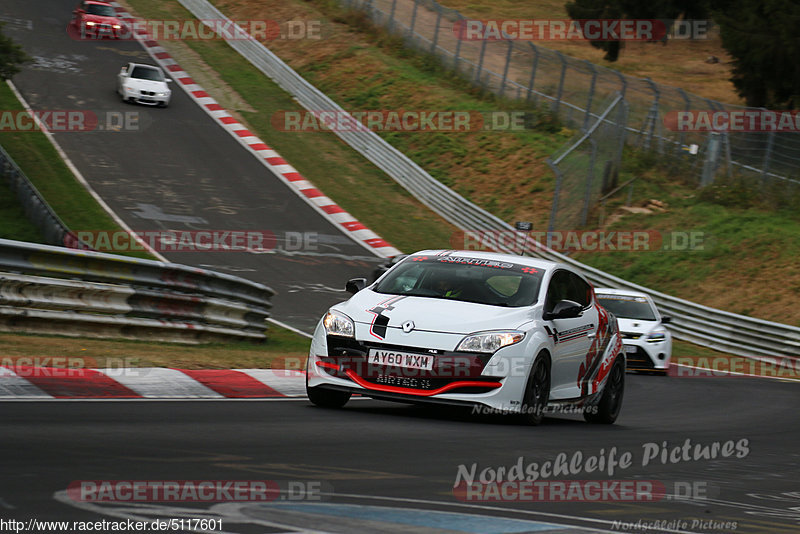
544,271 -> 571,312
567,272 -> 592,308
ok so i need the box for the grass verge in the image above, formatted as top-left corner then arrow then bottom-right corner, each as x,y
0,325 -> 309,370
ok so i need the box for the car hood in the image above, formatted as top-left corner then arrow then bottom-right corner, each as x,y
125,79 -> 169,91
337,290 -> 534,335
616,317 -> 661,335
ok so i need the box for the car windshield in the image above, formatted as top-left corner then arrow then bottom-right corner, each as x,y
373,255 -> 544,307
86,4 -> 116,17
597,295 -> 657,321
130,66 -> 164,81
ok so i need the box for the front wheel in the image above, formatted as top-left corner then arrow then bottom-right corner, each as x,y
519,356 -> 550,425
584,356 -> 625,424
307,385 -> 351,408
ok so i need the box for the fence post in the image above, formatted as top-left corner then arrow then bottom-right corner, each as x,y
525,43 -> 539,105
761,128 -> 775,182
474,38 -> 488,85
388,0 -> 398,33
430,5 -> 443,55
408,0 -> 419,38
453,15 -> 464,70
584,61 -> 597,130
499,40 -> 514,98
643,77 -> 660,151
546,159 -> 562,233
614,70 -> 627,100
676,88 -> 691,157
615,98 -> 628,173
553,51 -> 567,116
700,132 -> 722,187
580,138 -> 598,226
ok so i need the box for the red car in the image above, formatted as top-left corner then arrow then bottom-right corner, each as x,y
71,1 -> 125,39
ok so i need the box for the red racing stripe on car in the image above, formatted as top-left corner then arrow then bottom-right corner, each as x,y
6,366 -> 141,398
344,370 -> 501,397
179,369 -> 283,397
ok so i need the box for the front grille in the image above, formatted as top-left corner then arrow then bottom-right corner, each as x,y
140,90 -> 156,96
624,346 -> 655,369
621,331 -> 642,340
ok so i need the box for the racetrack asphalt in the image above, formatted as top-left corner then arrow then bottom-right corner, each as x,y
1,374 -> 800,533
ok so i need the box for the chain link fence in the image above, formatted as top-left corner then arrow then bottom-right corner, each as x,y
547,94 -> 628,231
342,0 -> 800,194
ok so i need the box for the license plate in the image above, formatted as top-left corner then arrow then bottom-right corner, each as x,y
624,345 -> 637,354
368,349 -> 434,371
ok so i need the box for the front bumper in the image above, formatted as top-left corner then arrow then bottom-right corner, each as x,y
307,330 -> 531,412
620,335 -> 671,371
80,23 -> 124,39
121,89 -> 170,106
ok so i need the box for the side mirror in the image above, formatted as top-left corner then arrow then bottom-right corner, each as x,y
543,299 -> 583,321
166,78 -> 173,83
345,278 -> 367,295
661,316 -> 672,324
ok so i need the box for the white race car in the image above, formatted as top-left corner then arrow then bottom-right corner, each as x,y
307,250 -> 625,424
595,288 -> 672,374
117,63 -> 172,107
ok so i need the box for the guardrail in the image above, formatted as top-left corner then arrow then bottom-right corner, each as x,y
1,143 -> 86,249
175,0 -> 800,360
0,239 -> 275,343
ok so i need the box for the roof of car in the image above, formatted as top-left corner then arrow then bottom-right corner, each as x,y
128,63 -> 161,69
594,287 -> 652,299
410,250 -> 563,271
86,1 -> 114,5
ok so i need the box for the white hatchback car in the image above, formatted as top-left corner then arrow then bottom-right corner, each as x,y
117,63 -> 172,107
307,250 -> 625,424
595,288 -> 672,373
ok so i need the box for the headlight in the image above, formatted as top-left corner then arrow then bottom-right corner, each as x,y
85,21 -> 96,26
112,24 -> 122,29
456,331 -> 524,353
323,310 -> 354,338
646,330 -> 667,343
156,92 -> 169,97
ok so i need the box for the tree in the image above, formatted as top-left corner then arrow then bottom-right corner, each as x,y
712,0 -> 800,108
0,23 -> 30,80
565,0 -> 710,61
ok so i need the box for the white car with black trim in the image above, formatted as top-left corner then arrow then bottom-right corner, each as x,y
117,63 -> 172,107
595,288 -> 672,373
306,250 -> 625,425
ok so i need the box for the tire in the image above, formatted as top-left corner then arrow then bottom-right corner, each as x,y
307,386 -> 351,408
305,360 -> 351,408
584,356 -> 625,424
519,355 -> 550,426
